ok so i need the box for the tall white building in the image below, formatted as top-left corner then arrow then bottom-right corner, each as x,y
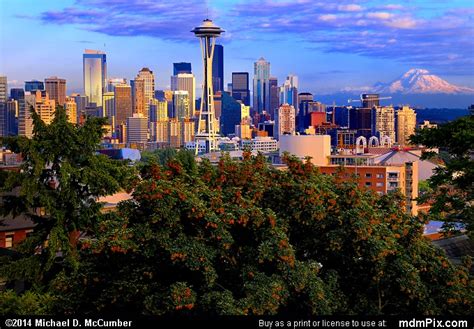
171,73 -> 195,115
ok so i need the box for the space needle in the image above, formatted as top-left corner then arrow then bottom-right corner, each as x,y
191,19 -> 224,155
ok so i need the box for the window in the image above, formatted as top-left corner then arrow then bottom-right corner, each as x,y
365,182 -> 372,186
376,182 -> 384,187
376,174 -> 384,179
365,173 -> 372,178
5,234 -> 14,249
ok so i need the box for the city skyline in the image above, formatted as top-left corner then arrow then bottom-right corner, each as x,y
1,0 -> 473,98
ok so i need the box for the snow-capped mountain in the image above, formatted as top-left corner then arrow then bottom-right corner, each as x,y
374,69 -> 474,94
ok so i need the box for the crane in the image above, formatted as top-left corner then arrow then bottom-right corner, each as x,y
347,95 -> 392,103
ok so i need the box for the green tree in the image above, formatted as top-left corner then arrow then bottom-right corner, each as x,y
410,114 -> 474,237
42,153 -> 473,315
0,107 -> 134,289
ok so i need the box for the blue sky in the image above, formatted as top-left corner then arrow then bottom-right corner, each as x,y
1,0 -> 473,96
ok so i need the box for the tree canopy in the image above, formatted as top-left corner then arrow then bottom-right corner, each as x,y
410,114 -> 473,238
1,111 -> 472,315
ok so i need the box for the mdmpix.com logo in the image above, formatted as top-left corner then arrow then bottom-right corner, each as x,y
399,318 -> 468,328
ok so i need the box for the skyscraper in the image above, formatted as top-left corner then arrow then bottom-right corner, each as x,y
114,84 -> 132,128
274,103 -> 296,140
24,80 -> 44,92
0,100 -> 17,137
220,91 -> 243,136
192,18 -> 224,154
231,72 -> 250,106
171,73 -> 196,114
127,113 -> 148,144
102,92 -> 115,126
397,106 -> 417,145
269,77 -> 279,118
10,88 -> 24,102
136,68 -> 155,117
297,92 -> 313,132
83,49 -> 107,106
172,91 -> 190,120
279,75 -> 298,108
149,98 -> 168,122
173,62 -> 192,75
253,58 -> 270,114
212,44 -> 224,94
45,76 -> 66,106
131,78 -> 145,116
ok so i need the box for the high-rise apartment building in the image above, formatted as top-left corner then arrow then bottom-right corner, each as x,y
64,97 -> 77,124
212,44 -> 224,94
274,103 -> 296,140
83,49 -> 107,106
253,58 -> 270,114
374,106 -> 395,143
397,106 -> 417,145
34,90 -> 56,124
171,73 -> 195,114
45,76 -> 66,106
231,72 -> 250,106
114,84 -> 132,128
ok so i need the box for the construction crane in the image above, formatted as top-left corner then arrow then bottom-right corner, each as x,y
347,95 -> 392,103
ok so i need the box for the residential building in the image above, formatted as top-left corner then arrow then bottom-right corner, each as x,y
397,106 -> 417,145
274,103 -> 296,140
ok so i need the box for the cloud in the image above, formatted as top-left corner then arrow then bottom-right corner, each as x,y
366,12 -> 393,20
229,0 -> 473,74
337,4 -> 363,12
38,0 -> 208,41
35,0 -> 474,75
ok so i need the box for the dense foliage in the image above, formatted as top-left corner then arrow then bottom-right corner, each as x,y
1,111 -> 472,315
410,114 -> 474,237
